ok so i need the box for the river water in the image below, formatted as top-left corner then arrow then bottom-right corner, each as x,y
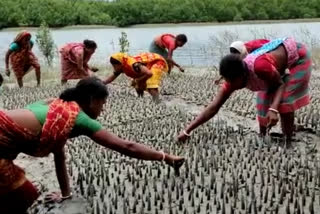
0,22 -> 319,68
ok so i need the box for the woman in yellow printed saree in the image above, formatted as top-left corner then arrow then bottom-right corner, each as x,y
104,52 -> 169,102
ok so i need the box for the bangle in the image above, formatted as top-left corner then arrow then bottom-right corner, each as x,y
183,130 -> 191,137
268,108 -> 279,114
61,193 -> 73,200
160,151 -> 166,161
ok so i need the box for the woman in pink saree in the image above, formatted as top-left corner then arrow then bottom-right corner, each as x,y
60,40 -> 98,85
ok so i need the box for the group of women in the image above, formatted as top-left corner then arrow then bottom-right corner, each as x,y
0,31 -> 188,213
0,30 -> 312,213
2,31 -> 187,101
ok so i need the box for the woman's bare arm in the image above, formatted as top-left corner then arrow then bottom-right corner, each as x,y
103,73 -> 119,84
54,147 -> 71,197
90,129 -> 184,166
184,87 -> 233,134
135,65 -> 153,83
256,67 -> 286,110
5,49 -> 12,70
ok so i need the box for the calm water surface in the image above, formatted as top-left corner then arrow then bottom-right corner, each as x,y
0,22 -> 319,69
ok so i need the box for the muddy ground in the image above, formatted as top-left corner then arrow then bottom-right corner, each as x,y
2,67 -> 320,214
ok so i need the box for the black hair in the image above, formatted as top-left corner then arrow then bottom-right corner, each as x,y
219,54 -> 247,81
176,34 -> 187,43
230,47 -> 240,54
83,39 -> 97,49
110,57 -> 121,65
59,77 -> 108,106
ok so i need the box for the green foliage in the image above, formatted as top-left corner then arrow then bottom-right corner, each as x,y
0,0 -> 113,28
118,32 -> 130,53
0,0 -> 320,28
233,13 -> 243,22
36,21 -> 55,66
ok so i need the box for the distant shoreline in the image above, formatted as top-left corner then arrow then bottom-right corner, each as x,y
1,18 -> 320,31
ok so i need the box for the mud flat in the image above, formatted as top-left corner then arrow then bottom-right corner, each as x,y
2,68 -> 319,214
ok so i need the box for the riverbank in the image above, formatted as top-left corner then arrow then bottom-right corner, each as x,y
1,18 -> 320,31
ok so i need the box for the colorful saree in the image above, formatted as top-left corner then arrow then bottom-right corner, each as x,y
0,99 -> 80,203
10,31 -> 40,79
244,38 -> 311,126
111,52 -> 169,89
60,43 -> 93,81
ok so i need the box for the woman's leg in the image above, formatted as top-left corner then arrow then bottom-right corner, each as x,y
0,180 -> 39,213
259,125 -> 267,137
34,65 -> 41,87
29,53 -> 41,87
17,77 -> 23,88
61,79 -> 68,85
146,61 -> 166,103
280,112 -> 294,145
27,51 -> 41,86
60,57 -> 73,85
147,88 -> 160,103
256,91 -> 270,137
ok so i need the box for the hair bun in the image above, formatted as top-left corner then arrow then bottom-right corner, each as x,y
59,88 -> 78,101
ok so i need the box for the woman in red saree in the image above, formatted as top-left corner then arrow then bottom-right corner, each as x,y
60,40 -> 98,85
5,31 -> 41,88
0,77 -> 184,213
179,38 -> 311,147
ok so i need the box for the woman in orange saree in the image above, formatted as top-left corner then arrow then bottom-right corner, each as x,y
5,31 -> 41,88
